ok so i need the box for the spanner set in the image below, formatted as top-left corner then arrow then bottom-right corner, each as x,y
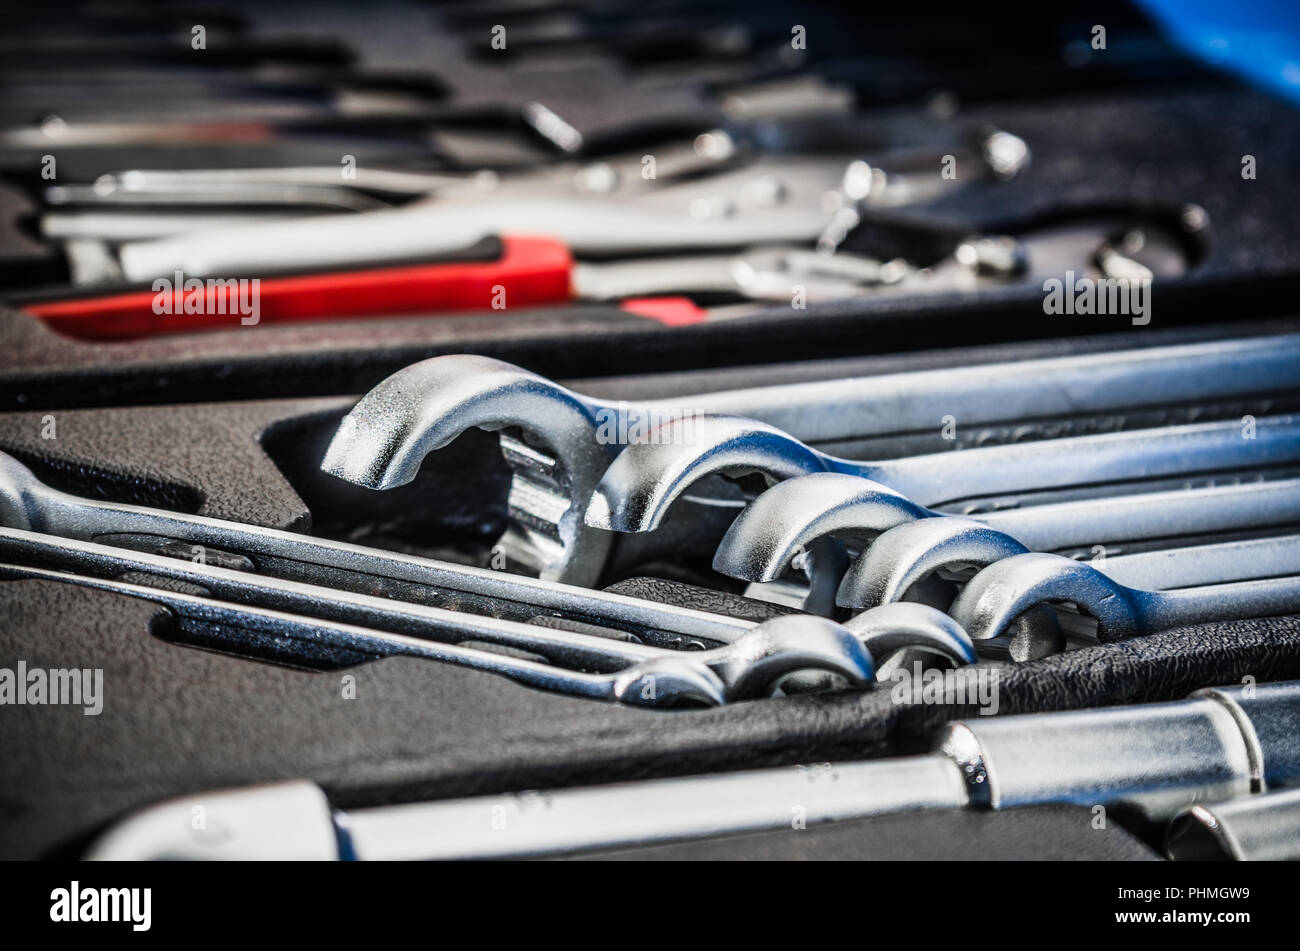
3,0 -> 1300,868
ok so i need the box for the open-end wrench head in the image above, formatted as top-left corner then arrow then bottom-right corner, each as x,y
321,354 -> 608,489
843,602 -> 977,670
320,355 -> 620,584
586,415 -> 831,533
837,518 -> 1029,609
712,472 -> 929,582
948,552 -> 1142,642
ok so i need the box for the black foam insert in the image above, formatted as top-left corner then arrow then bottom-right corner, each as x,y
2,384 -> 1300,859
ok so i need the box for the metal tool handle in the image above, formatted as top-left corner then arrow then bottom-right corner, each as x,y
116,197 -> 833,282
981,478 -> 1300,551
0,561 -> 623,699
0,525 -> 658,671
872,415 -> 1300,507
686,335 -> 1300,446
943,681 -> 1300,819
0,559 -> 875,708
1099,534 -> 1300,590
588,414 -> 1300,533
1145,576 -> 1300,633
65,166 -> 474,197
950,550 -> 1300,642
353,756 -> 965,860
1166,786 -> 1300,860
0,450 -> 748,644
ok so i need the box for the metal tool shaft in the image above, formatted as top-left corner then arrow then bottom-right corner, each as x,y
325,337 -> 1300,584
836,489 -> 1300,608
0,451 -> 750,645
589,414 -> 1300,533
0,560 -> 876,707
1166,786 -> 1300,860
668,334 -> 1300,445
85,681 -> 1300,859
0,526 -> 723,671
714,473 -> 1300,593
116,195 -> 835,281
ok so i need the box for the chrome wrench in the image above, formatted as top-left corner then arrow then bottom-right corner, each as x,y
0,560 -> 892,708
323,335 -> 1300,584
1166,786 -> 1300,861
949,541 -> 1300,643
586,414 -> 1300,534
0,526 -> 976,694
708,472 -> 1300,606
109,134 -> 1027,282
0,450 -> 749,646
845,501 -> 1300,609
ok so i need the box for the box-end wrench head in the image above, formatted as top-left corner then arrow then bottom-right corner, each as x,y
712,471 -> 934,582
704,474 -> 1060,658
842,602 -> 976,669
587,415 -> 831,533
840,479 -> 1300,608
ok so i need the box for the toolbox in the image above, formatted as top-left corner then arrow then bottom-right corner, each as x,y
3,0 -> 1300,866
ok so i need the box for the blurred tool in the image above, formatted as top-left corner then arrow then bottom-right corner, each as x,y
85,680 -> 1300,859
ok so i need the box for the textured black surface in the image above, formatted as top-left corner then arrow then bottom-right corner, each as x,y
4,569 -> 1300,859
0,398 -> 330,526
607,576 -> 796,620
3,364 -> 1300,858
0,397 -> 510,549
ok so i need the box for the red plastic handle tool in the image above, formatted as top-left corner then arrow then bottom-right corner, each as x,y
24,235 -> 575,341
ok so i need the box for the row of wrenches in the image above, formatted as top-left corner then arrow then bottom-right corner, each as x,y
0,451 -> 968,707
318,330 -> 1300,659
6,330 -> 1300,705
